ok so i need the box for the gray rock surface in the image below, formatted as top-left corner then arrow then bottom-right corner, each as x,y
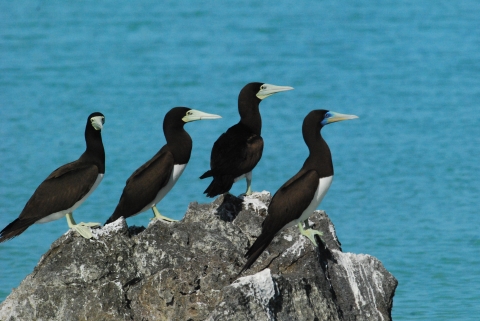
0,192 -> 397,321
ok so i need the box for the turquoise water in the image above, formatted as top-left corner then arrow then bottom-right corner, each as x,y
1,1 -> 479,319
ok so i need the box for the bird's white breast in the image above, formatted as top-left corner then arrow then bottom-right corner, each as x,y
139,163 -> 187,213
234,171 -> 252,183
36,174 -> 104,224
285,175 -> 333,229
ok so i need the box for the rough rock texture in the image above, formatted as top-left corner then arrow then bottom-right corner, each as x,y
0,192 -> 397,321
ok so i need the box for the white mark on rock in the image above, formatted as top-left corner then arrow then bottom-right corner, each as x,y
328,222 -> 339,243
232,268 -> 277,320
333,250 -> 385,321
92,218 -> 126,239
283,234 -> 293,242
334,251 -> 364,308
282,237 -> 306,258
241,191 -> 270,213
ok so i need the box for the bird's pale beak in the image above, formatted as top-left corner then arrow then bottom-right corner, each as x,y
182,109 -> 222,122
256,84 -> 294,100
323,111 -> 358,125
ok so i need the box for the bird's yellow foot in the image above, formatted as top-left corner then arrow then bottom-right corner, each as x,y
65,213 -> 99,239
151,206 -> 178,222
298,221 -> 323,246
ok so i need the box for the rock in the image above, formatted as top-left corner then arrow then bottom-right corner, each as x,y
0,192 -> 397,321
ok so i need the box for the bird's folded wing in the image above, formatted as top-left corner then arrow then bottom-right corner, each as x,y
263,169 -> 320,233
115,150 -> 174,214
210,129 -> 264,176
20,162 -> 99,219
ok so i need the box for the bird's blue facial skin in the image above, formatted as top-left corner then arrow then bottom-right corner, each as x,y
321,112 -> 332,126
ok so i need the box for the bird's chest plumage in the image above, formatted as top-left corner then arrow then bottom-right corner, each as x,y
300,175 -> 333,221
285,175 -> 333,229
140,164 -> 187,212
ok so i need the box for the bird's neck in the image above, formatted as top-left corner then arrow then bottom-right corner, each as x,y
165,126 -> 192,164
238,99 -> 262,135
82,128 -> 105,173
303,130 -> 334,177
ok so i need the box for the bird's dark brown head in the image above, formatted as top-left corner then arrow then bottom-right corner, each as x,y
163,107 -> 191,130
163,107 -> 221,164
239,82 -> 263,103
305,109 -> 329,128
237,82 -> 293,134
82,112 -> 105,172
303,109 -> 358,142
239,82 -> 294,102
163,107 -> 221,131
303,109 -> 359,131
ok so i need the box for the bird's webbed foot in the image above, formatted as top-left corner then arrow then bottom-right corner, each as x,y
298,221 -> 323,247
66,213 -> 99,239
151,205 -> 178,222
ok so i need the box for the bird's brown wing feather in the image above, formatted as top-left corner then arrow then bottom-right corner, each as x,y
240,169 -> 319,273
208,126 -> 264,177
263,169 -> 320,233
1,162 -> 99,242
108,149 -> 174,221
20,161 -> 99,220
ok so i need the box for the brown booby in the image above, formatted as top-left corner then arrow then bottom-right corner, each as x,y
200,82 -> 293,197
0,112 -> 106,242
105,107 -> 221,225
239,109 -> 358,274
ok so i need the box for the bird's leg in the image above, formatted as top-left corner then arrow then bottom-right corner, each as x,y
245,171 -> 253,196
298,221 -> 323,247
245,185 -> 253,196
304,219 -> 311,229
151,205 -> 178,222
65,213 -> 97,239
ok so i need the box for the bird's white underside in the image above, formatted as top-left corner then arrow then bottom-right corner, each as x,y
234,171 -> 252,183
283,175 -> 333,230
138,163 -> 187,214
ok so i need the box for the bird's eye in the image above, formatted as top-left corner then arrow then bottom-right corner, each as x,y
101,117 -> 105,124
261,85 -> 266,90
187,111 -> 192,115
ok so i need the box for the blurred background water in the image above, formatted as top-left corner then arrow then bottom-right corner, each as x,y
1,1 -> 479,319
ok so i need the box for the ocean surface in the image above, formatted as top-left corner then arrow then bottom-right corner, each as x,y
1,1 -> 479,319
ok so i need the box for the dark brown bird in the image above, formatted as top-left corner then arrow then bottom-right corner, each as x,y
239,110 -> 358,274
200,82 -> 293,197
0,112 -> 106,242
105,107 -> 221,225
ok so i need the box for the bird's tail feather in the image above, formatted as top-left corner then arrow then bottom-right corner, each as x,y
199,170 -> 212,179
104,216 -> 116,226
105,206 -> 123,226
0,218 -> 35,243
238,234 -> 275,276
203,176 -> 234,198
